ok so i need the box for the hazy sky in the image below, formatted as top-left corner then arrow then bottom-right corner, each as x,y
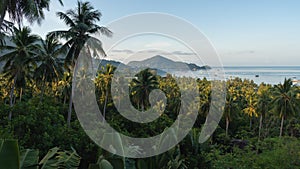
16,0 -> 300,66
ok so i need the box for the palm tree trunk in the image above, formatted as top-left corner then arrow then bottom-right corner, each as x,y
40,85 -> 45,102
280,115 -> 284,137
40,74 -> 46,102
67,68 -> 74,127
141,98 -> 145,112
67,92 -> 73,127
40,84 -> 45,102
103,85 -> 108,122
63,94 -> 67,105
9,76 -> 17,120
258,114 -> 263,140
226,117 -> 229,137
19,88 -> 23,102
13,95 -> 16,105
249,117 -> 252,130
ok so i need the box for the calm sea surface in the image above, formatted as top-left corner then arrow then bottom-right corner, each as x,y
172,66 -> 300,85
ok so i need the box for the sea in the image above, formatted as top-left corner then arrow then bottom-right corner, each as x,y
172,66 -> 300,85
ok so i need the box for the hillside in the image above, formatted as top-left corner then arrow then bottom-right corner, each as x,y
127,55 -> 210,71
95,59 -> 129,69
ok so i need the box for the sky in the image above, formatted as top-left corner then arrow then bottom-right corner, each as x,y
13,0 -> 300,66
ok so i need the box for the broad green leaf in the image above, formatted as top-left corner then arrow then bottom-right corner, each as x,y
39,147 -> 80,169
20,149 -> 39,169
88,159 -> 113,169
39,147 -> 60,169
0,139 -> 20,169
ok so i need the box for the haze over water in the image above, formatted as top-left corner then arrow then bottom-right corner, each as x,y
173,66 -> 300,85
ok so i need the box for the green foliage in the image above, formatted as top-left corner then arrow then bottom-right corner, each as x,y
130,68 -> 159,111
39,147 -> 81,169
20,149 -> 39,169
208,137 -> 300,169
136,147 -> 187,169
88,156 -> 114,169
9,97 -> 66,153
0,139 -> 20,169
0,139 -> 81,169
1,1 -> 300,168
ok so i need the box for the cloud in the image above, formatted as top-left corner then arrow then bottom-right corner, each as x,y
225,50 -> 255,55
144,42 -> 171,48
137,50 -> 164,54
236,50 -> 255,55
109,49 -> 196,57
110,49 -> 134,54
136,50 -> 194,56
171,51 -> 195,56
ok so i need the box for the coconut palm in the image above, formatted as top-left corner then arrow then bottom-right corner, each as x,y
0,20 -> 14,45
48,1 -> 112,127
243,89 -> 258,129
130,68 -> 159,112
47,1 -> 112,68
57,71 -> 72,105
257,84 -> 271,139
224,86 -> 239,137
96,64 -> 116,121
34,35 -> 65,101
0,26 -> 40,120
0,0 -> 63,27
272,78 -> 299,137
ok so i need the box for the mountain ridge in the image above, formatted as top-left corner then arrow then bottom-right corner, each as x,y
127,55 -> 211,71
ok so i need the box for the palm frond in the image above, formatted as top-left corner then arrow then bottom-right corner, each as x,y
56,11 -> 75,27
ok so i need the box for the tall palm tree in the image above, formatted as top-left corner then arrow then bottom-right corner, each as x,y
48,1 -> 112,68
257,84 -> 271,139
224,86 -> 239,137
0,0 -> 63,27
34,35 -> 65,101
0,26 -> 40,120
272,78 -> 299,137
0,20 -> 14,46
48,1 -> 112,127
130,68 -> 159,112
57,71 -> 72,105
243,90 -> 258,129
95,64 -> 116,121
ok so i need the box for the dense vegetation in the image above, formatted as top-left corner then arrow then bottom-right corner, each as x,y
1,1 -> 300,168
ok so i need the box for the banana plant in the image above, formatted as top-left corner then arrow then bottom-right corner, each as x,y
0,139 -> 20,169
88,156 -> 113,169
0,139 -> 81,169
20,149 -> 39,169
39,147 -> 81,169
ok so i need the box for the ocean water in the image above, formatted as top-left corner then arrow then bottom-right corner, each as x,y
222,66 -> 300,85
171,66 -> 300,85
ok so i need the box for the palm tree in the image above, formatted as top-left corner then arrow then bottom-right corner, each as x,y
96,64 -> 116,122
224,86 -> 239,137
48,1 -> 112,68
257,84 -> 271,139
48,1 -> 112,127
243,90 -> 258,129
57,71 -> 72,105
0,20 -> 14,45
198,78 -> 211,117
0,26 -> 40,120
272,78 -> 299,137
0,0 -> 63,27
34,35 -> 65,101
131,68 -> 159,112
